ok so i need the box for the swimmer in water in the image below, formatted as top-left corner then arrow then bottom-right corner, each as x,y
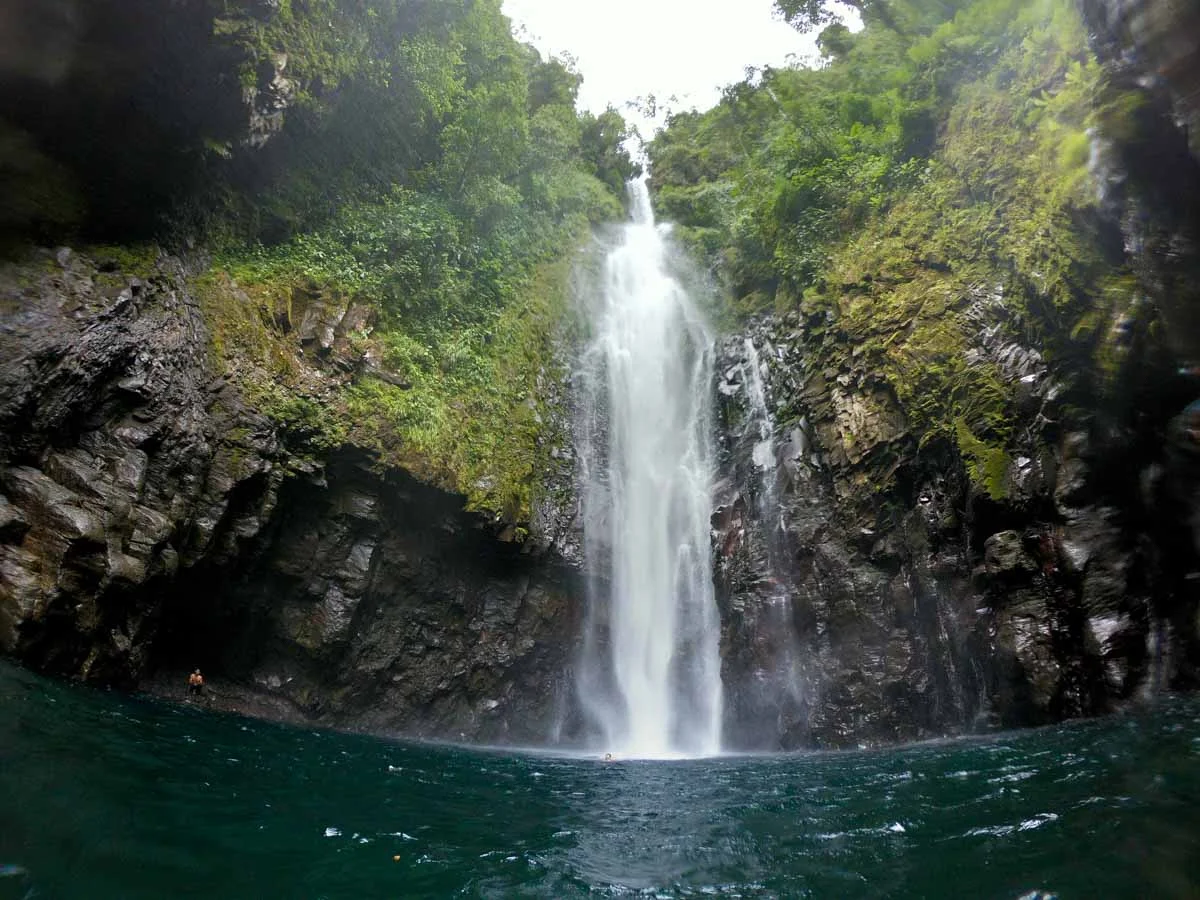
604,753 -> 613,762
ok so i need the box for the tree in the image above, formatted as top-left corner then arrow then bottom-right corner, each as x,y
526,53 -> 582,112
817,22 -> 856,60
579,108 -> 639,197
776,0 -> 904,33
775,0 -> 839,31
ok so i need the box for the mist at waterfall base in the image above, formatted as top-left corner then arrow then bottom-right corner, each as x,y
3,662 -> 1200,899
573,179 -> 723,758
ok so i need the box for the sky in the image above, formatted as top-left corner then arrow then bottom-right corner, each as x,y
501,0 -> 836,136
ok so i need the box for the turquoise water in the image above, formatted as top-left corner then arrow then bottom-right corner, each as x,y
1,662 -> 1198,899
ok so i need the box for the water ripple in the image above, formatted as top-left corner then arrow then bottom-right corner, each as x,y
0,663 -> 1198,898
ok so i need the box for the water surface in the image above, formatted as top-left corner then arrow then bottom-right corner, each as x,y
1,662 -> 1198,898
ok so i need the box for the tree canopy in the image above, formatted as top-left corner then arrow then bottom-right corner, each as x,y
655,0 -> 1134,498
199,0 -> 639,520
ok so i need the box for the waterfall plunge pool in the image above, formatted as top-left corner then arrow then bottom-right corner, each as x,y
2,661 -> 1198,899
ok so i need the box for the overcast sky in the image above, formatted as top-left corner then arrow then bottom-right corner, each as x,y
501,0 -> 839,135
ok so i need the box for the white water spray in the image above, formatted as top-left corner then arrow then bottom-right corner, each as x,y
741,337 -> 805,716
743,338 -> 779,511
576,178 -> 723,758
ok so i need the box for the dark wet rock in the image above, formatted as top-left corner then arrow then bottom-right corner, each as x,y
714,307 -> 1200,750
1081,0 -> 1200,364
242,51 -> 296,150
713,323 -> 978,750
0,249 -> 581,743
1077,0 -> 1200,693
147,453 -> 581,744
0,249 -> 283,676
984,531 -> 1035,576
1081,0 -> 1200,160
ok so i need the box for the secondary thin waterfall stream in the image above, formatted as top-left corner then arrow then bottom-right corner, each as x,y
576,178 -> 723,758
740,336 -> 805,729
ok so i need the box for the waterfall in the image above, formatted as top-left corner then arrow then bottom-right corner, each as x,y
743,338 -> 782,549
575,177 -> 724,758
740,335 -> 806,734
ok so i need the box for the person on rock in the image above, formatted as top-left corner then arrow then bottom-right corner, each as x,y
188,669 -> 205,697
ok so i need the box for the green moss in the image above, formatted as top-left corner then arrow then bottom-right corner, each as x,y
194,272 -> 283,371
342,253 -> 576,521
82,244 -> 161,278
195,236 -> 577,524
650,0 -> 1132,499
955,419 -> 1010,500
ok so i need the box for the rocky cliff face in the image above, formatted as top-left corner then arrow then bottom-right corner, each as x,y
0,249 -> 282,678
1081,0 -> 1200,161
712,293 -> 1200,751
0,248 -> 580,743
713,324 -> 981,750
148,449 -> 581,744
1080,0 -> 1200,367
3,0 -> 1200,755
699,0 -> 1200,752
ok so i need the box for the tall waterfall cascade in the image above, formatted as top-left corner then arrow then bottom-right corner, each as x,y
575,178 -> 724,758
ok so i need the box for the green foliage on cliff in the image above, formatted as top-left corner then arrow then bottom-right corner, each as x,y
195,0 -> 633,522
342,256 -> 574,518
649,0 -> 1129,499
0,0 -> 635,523
203,0 -> 633,245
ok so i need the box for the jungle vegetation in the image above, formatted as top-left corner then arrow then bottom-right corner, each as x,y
649,0 -> 1136,498
2,0 -> 1145,514
203,0 -> 638,520
0,0 -> 636,522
